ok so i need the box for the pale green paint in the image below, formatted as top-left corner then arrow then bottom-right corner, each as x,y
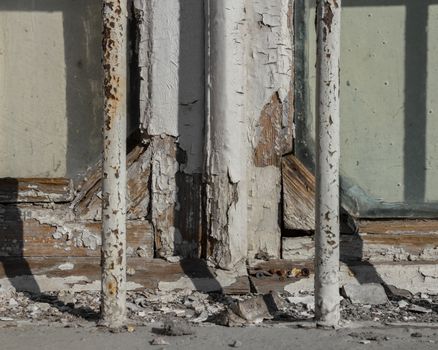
0,0 -> 103,179
301,1 -> 438,216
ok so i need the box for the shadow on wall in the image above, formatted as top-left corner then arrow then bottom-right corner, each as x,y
0,179 -> 99,320
175,0 -> 222,291
0,0 -> 105,182
175,0 -> 206,259
342,0 -> 430,204
297,0 -> 436,212
0,0 -> 105,318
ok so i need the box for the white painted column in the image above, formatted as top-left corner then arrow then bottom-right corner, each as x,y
314,0 -> 341,326
101,0 -> 128,328
205,0 -> 248,270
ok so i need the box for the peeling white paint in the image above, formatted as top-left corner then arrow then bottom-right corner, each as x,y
314,0 -> 342,326
58,263 -> 74,271
137,0 -> 205,174
245,0 -> 293,257
206,0 -> 248,270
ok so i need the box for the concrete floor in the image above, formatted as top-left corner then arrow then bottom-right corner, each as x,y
1,323 -> 438,350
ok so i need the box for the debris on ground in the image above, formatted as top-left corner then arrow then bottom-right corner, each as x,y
348,331 -> 389,342
341,283 -> 389,305
229,340 -> 243,348
0,282 -> 437,328
408,305 -> 432,314
411,332 -> 423,338
230,295 -> 273,323
287,295 -> 315,311
162,319 -> 194,336
384,285 -> 413,300
150,337 -> 170,345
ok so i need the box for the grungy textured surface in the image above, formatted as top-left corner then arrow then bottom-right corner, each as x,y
303,1 -> 438,211
0,0 -> 103,179
245,0 -> 293,259
314,0 -> 341,326
101,0 -> 128,327
1,325 -> 438,350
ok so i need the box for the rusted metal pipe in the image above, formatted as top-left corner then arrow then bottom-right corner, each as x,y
101,0 -> 128,328
314,0 -> 341,326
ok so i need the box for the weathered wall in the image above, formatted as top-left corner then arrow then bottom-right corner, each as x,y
135,0 -> 205,257
301,1 -> 438,214
135,0 -> 294,264
0,0 -> 103,180
245,0 -> 293,259
0,0 -> 294,270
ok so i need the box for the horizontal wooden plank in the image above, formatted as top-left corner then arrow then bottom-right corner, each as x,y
282,232 -> 438,262
0,220 -> 153,258
282,154 -> 315,230
0,178 -> 73,203
358,220 -> 438,234
0,258 -> 250,294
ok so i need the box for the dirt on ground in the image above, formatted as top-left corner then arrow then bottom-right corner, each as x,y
1,286 -> 438,349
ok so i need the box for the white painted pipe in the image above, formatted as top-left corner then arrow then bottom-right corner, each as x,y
314,0 -> 341,326
101,0 -> 128,328
205,0 -> 248,270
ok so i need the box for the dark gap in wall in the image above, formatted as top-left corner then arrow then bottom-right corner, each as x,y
128,0 -> 141,139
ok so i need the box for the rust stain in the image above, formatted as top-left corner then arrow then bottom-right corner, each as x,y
107,280 -> 118,296
102,0 -> 124,131
322,1 -> 334,33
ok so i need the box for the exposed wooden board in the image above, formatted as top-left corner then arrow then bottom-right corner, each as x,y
0,220 -> 153,258
150,136 -> 178,258
358,220 -> 438,234
0,258 -> 250,294
282,233 -> 438,262
254,93 -> 283,167
73,145 -> 151,220
0,178 -> 73,203
282,154 -> 315,230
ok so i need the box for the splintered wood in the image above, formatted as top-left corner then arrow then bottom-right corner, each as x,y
282,154 -> 315,231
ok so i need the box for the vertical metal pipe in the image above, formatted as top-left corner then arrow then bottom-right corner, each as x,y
314,0 -> 341,326
101,0 -> 128,328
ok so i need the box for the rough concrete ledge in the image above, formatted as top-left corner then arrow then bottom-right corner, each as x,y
250,259 -> 438,295
0,258 -> 250,295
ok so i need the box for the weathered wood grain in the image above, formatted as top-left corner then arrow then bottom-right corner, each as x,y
282,154 -> 315,230
0,178 -> 73,203
0,220 -> 153,258
73,145 -> 151,220
282,232 -> 438,262
358,220 -> 438,235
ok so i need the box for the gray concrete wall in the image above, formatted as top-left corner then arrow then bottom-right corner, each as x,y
0,0 -> 103,179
